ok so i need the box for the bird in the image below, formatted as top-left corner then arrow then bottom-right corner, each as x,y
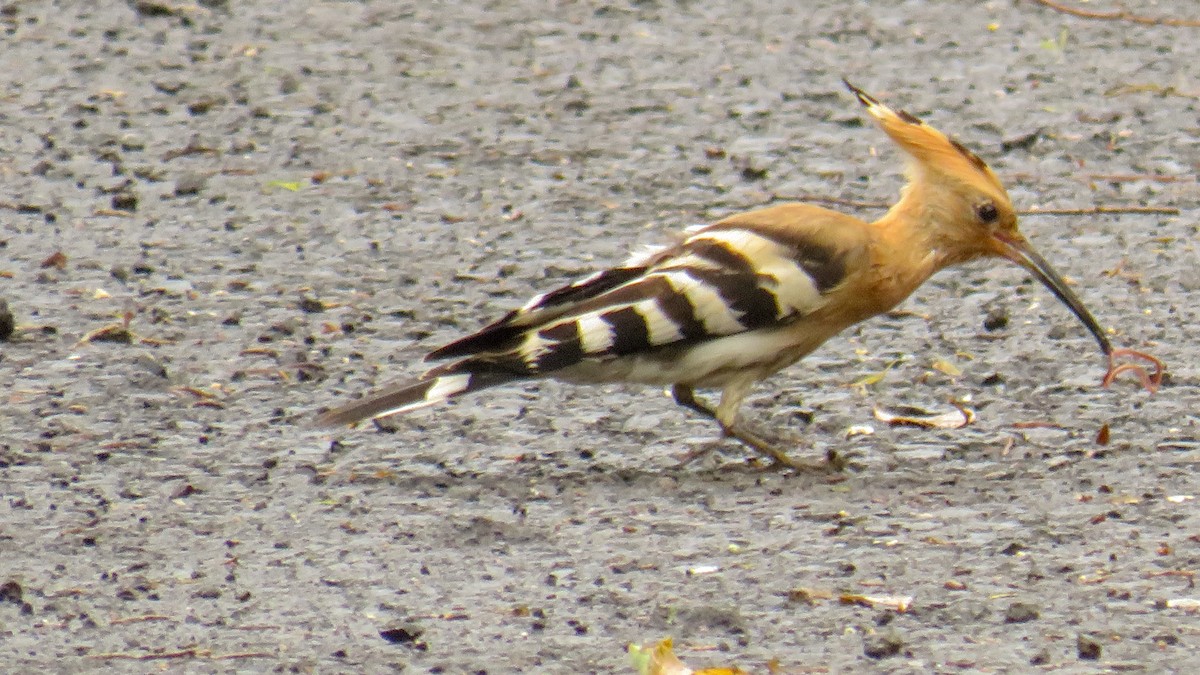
317,80 -> 1133,471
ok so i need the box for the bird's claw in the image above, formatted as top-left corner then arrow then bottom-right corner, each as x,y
788,448 -> 847,473
747,448 -> 847,474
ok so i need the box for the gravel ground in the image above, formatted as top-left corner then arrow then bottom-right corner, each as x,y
1,1 -> 1197,672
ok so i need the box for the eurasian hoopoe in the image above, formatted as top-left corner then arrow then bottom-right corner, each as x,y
318,81 -> 1132,470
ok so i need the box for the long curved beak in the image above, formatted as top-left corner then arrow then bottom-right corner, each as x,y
992,233 -> 1112,355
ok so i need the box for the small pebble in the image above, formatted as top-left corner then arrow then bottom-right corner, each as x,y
1077,634 -> 1102,660
112,191 -> 138,211
0,299 -> 13,341
298,296 -> 326,314
863,631 -> 903,659
1004,602 -> 1039,624
174,173 -> 207,196
983,308 -> 1009,331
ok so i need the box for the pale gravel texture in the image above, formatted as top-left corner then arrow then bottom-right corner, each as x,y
0,1 -> 1197,672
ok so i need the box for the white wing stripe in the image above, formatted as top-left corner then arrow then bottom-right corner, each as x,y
576,314 -> 615,354
425,373 -> 472,403
633,299 -> 685,346
658,270 -> 745,335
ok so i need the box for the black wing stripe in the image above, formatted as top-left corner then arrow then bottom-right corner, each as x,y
566,274 -> 710,344
534,321 -> 587,372
574,276 -> 661,311
682,267 -> 778,330
520,266 -> 647,315
649,274 -> 708,340
658,270 -> 748,336
793,243 -> 848,293
600,306 -> 651,356
685,237 -> 757,274
538,320 -> 581,343
702,223 -> 850,293
426,312 -> 523,361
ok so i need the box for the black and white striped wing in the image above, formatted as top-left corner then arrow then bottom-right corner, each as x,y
432,214 -> 862,376
316,207 -> 868,426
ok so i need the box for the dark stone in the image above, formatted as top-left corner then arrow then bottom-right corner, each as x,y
863,632 -> 904,659
1004,602 -> 1039,623
0,299 -> 13,341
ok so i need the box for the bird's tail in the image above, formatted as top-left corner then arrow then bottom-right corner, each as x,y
315,361 -> 522,427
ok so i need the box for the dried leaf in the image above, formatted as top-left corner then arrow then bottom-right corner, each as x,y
78,324 -> 133,345
266,180 -> 301,192
839,593 -> 913,613
1095,424 -> 1110,446
873,404 -> 975,429
1011,420 -> 1062,429
787,587 -> 834,605
192,399 -> 226,409
850,358 -> 904,392
931,358 -> 962,377
41,250 -> 68,269
176,386 -> 220,400
93,208 -> 135,217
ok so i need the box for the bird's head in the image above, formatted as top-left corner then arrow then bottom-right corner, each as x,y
845,80 -> 1111,354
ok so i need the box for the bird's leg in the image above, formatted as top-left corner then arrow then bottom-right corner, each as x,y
671,384 -> 841,472
669,385 -> 729,467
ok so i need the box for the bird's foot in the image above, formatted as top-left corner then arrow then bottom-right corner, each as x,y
723,424 -> 846,474
745,448 -> 845,474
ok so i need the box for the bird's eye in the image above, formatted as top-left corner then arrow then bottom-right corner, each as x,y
976,201 -> 999,224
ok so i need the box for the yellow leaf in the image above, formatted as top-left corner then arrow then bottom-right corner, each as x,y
628,638 -> 748,675
931,359 -> 961,377
850,358 -> 903,392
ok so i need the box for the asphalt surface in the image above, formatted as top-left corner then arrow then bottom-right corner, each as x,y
1,1 -> 1197,672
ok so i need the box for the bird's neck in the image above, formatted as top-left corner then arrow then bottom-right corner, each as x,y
863,193 -> 956,312
876,180 -> 973,266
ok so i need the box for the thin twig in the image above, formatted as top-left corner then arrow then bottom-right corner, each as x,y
772,194 -> 889,209
88,649 -> 203,661
1086,173 -> 1197,184
775,194 -> 1177,216
108,614 -> 173,625
88,649 -> 274,661
1029,0 -> 1200,27
1021,205 -> 1179,216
